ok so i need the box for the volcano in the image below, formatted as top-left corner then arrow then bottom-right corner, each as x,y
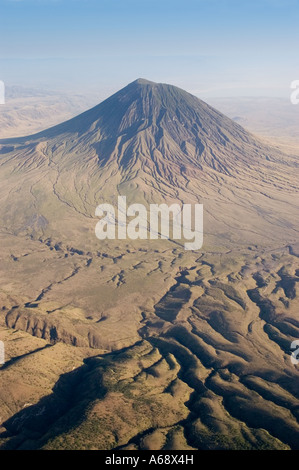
0,78 -> 298,248
0,79 -> 299,451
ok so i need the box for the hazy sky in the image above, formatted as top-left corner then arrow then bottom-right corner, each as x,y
0,0 -> 299,99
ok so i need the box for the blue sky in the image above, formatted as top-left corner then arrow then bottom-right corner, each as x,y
0,0 -> 299,98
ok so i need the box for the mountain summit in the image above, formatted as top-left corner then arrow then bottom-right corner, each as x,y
0,79 -> 298,247
21,77 -> 266,155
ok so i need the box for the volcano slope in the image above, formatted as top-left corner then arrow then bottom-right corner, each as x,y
0,79 -> 298,450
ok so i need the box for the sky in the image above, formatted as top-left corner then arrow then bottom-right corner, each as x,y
0,0 -> 299,99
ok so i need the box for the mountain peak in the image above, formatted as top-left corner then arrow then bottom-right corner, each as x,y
0,77 -> 297,251
1,77 -> 252,150
132,78 -> 157,86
